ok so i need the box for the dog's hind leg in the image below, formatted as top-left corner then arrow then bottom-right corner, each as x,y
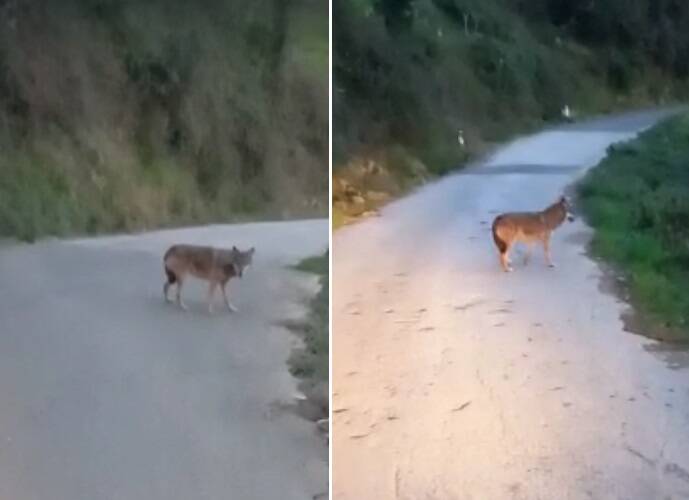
222,283 -> 238,313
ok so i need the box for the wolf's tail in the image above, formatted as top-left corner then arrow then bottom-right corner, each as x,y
492,217 -> 508,254
163,245 -> 177,262
165,267 -> 177,284
163,245 -> 178,284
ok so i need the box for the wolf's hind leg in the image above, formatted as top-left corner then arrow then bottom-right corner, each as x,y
164,267 -> 177,303
176,278 -> 188,311
523,244 -> 532,266
500,249 -> 513,272
207,282 -> 218,314
542,235 -> 554,267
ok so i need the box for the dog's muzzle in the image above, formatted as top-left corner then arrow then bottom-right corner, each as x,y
567,213 -> 575,222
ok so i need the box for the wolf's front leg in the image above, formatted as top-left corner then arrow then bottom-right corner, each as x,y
222,284 -> 239,313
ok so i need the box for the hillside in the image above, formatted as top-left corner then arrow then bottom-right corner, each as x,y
0,0 -> 328,241
333,0 -> 689,222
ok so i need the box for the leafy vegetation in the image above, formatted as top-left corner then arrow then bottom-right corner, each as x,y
0,0 -> 327,241
579,114 -> 689,341
334,0 -> 689,186
289,251 -> 329,383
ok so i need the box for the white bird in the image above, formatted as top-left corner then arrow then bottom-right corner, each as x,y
457,129 -> 465,147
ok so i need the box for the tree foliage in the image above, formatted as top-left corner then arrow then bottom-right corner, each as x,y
335,0 -> 689,173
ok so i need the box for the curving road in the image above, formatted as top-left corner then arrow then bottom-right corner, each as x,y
0,220 -> 328,500
333,110 -> 689,499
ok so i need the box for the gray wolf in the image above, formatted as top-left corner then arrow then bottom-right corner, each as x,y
492,196 -> 574,272
163,244 -> 255,313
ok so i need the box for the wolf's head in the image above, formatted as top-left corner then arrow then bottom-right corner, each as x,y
559,196 -> 575,222
230,246 -> 255,278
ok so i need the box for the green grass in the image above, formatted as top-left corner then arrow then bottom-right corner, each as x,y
294,251 -> 329,275
289,251 -> 329,383
578,113 -> 689,340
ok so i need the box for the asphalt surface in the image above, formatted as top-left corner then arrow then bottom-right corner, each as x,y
333,109 -> 689,499
0,219 -> 328,500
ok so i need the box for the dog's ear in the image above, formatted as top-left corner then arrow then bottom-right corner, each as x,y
232,245 -> 238,252
250,247 -> 255,255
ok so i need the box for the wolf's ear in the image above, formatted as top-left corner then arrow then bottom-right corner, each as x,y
250,247 -> 255,254
232,245 -> 238,252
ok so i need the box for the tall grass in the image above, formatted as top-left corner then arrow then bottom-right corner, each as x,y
289,252 -> 329,384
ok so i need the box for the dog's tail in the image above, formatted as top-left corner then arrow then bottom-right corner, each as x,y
492,217 -> 508,254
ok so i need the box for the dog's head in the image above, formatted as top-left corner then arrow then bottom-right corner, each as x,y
559,196 -> 575,222
230,246 -> 255,278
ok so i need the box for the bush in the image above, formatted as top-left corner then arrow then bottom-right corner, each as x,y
579,114 -> 689,339
0,0 -> 328,241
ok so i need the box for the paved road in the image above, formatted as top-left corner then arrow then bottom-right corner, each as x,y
333,110 -> 689,499
0,220 -> 328,500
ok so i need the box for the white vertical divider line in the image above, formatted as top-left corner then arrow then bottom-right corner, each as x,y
328,0 -> 334,497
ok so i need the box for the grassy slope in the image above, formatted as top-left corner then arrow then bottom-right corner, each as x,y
578,114 -> 689,341
0,0 -> 327,242
333,0 -> 688,220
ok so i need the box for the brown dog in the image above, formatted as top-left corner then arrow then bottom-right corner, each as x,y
492,196 -> 574,272
163,244 -> 254,312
